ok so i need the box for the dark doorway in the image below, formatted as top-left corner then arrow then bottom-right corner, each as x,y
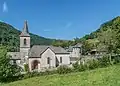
32,60 -> 40,70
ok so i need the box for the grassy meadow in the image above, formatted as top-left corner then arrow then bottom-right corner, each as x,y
1,64 -> 120,86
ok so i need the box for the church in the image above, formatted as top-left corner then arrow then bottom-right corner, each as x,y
8,21 -> 82,72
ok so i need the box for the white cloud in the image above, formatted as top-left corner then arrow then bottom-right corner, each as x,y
3,2 -> 8,12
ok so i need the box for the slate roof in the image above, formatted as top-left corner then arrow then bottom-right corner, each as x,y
74,43 -> 82,48
66,43 -> 82,52
29,45 -> 69,57
7,52 -> 21,60
20,20 -> 30,37
66,46 -> 74,52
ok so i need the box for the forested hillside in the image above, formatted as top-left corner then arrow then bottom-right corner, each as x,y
79,16 -> 120,54
0,22 -> 54,52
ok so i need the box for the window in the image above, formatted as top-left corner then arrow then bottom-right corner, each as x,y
24,38 -> 27,45
60,57 -> 62,63
47,57 -> 50,64
13,60 -> 16,65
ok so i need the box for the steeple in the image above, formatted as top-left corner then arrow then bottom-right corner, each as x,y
20,20 -> 30,57
20,20 -> 30,37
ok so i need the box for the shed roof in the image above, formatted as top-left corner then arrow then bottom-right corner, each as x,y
7,52 -> 21,60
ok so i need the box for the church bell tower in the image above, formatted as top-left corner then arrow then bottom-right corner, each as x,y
20,21 -> 30,57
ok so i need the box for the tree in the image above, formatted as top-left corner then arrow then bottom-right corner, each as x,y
0,46 -> 21,82
98,28 -> 117,53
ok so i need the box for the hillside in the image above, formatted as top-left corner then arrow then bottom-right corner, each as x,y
2,65 -> 120,86
79,16 -> 120,54
52,16 -> 120,54
0,21 -> 54,51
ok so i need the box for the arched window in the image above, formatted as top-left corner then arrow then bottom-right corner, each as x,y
60,57 -> 62,63
24,38 -> 27,45
47,57 -> 50,64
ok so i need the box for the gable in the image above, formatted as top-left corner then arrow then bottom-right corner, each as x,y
41,48 -> 55,57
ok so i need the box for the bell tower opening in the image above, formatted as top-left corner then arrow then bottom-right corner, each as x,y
24,38 -> 27,45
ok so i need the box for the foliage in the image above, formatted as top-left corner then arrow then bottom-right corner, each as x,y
98,55 -> 111,67
87,59 -> 99,70
111,55 -> 120,64
23,70 -> 57,79
57,65 -> 72,74
78,63 -> 88,72
0,46 -> 21,82
72,61 -> 79,69
82,16 -> 120,54
73,56 -> 112,72
24,64 -> 29,72
52,40 -> 75,48
72,62 -> 87,72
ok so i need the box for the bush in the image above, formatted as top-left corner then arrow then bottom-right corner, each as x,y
72,62 -> 80,71
113,55 -> 120,64
72,61 -> 88,72
78,63 -> 87,72
72,62 -> 79,69
0,46 -> 21,83
57,65 -> 72,74
23,70 -> 57,79
87,59 -> 99,70
24,64 -> 29,72
98,55 -> 111,68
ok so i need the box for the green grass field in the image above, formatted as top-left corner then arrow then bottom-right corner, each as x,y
2,65 -> 120,86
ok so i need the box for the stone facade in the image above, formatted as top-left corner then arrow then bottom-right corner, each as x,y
66,43 -> 82,64
28,45 -> 70,71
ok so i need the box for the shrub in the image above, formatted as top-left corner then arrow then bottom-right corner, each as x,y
72,62 -> 80,71
72,61 -> 88,72
78,63 -> 88,72
0,46 -> 21,83
98,55 -> 111,68
23,70 -> 57,79
24,64 -> 29,72
57,65 -> 72,74
87,59 -> 99,70
113,55 -> 120,64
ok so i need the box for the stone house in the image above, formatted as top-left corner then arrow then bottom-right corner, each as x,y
66,43 -> 82,64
